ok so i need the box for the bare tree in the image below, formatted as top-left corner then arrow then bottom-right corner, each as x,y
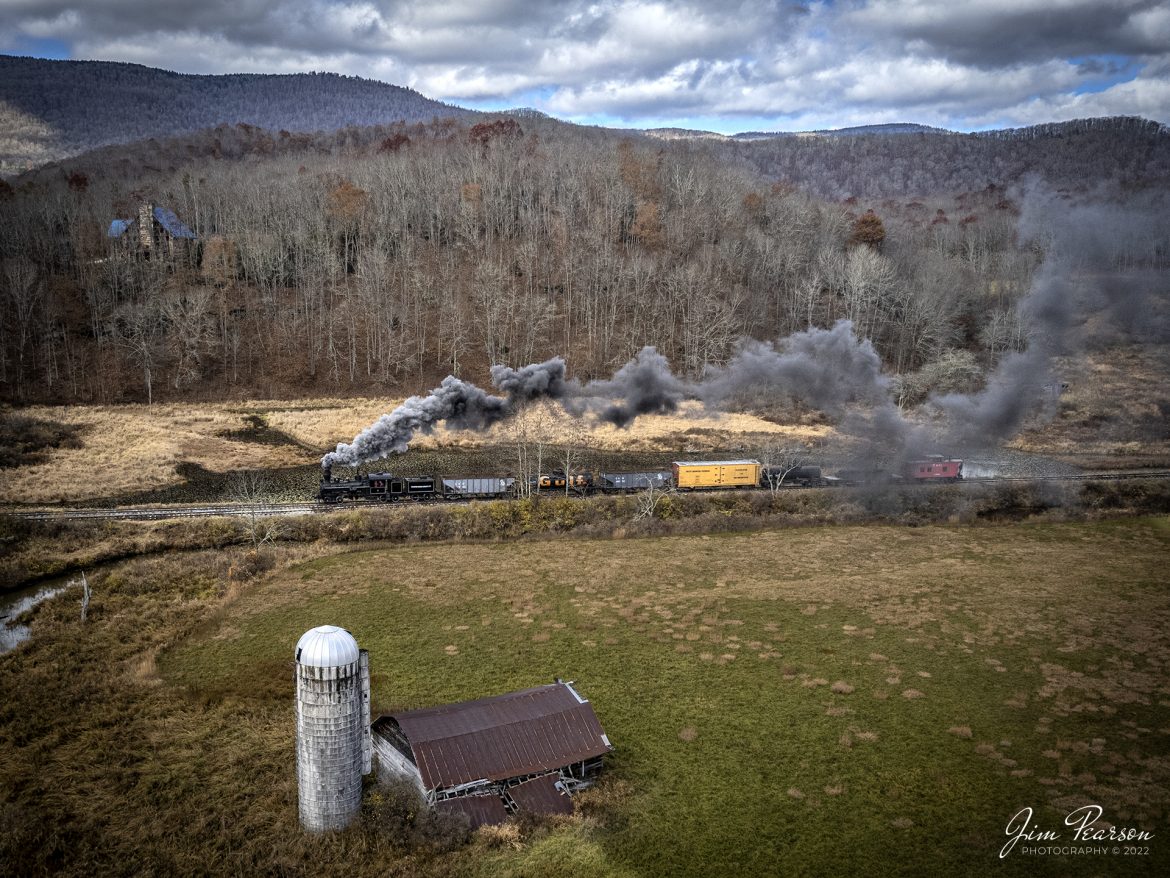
2,257 -> 41,389
162,284 -> 214,390
232,469 -> 280,548
113,297 -> 164,405
757,440 -> 812,495
556,416 -> 590,496
504,404 -> 554,500
633,477 -> 673,521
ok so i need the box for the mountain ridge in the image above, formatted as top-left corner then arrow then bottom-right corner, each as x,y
2,55 -> 1166,174
0,55 -> 472,170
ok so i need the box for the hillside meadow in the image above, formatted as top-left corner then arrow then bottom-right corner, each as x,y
3,340 -> 1166,507
0,399 -> 821,504
2,517 -> 1167,876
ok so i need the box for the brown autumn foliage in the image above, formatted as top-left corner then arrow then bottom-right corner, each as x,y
849,209 -> 886,248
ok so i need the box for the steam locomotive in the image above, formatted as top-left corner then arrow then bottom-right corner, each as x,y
317,456 -> 962,503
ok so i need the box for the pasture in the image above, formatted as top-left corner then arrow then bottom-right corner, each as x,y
5,518 -> 1163,875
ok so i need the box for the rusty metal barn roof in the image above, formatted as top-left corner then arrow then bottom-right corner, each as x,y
389,682 -> 611,791
435,795 -> 509,829
510,774 -> 573,815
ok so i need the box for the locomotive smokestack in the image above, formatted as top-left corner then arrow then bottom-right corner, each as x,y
322,463 -> 332,484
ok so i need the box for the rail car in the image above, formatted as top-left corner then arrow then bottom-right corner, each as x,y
317,457 -> 962,503
761,465 -> 826,487
597,471 -> 672,493
672,459 -> 761,490
319,472 -> 516,503
536,471 -> 594,492
904,455 -> 964,482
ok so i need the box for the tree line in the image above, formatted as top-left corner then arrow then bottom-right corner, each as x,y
0,114 -> 1164,407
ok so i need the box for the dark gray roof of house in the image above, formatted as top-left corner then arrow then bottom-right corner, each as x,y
389,682 -> 611,791
107,218 -> 135,237
152,206 -> 197,239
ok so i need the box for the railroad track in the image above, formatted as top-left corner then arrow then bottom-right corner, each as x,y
7,502 -> 329,522
5,470 -> 1169,523
962,470 -> 1170,484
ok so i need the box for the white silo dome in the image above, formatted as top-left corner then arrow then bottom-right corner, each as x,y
295,625 -> 359,667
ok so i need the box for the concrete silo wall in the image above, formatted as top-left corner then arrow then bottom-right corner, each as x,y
360,649 -> 371,776
295,659 -> 364,831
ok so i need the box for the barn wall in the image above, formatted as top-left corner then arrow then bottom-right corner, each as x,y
372,734 -> 426,797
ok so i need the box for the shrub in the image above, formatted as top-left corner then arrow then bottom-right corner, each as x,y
362,779 -> 469,853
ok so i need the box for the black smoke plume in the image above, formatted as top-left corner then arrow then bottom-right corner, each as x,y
325,186 -> 1166,471
323,359 -> 566,468
323,320 -> 906,469
930,185 -> 1168,448
570,346 -> 691,427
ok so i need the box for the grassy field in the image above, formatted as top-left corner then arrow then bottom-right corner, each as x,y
3,517 -> 1166,876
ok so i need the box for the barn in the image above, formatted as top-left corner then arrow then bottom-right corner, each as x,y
371,680 -> 612,828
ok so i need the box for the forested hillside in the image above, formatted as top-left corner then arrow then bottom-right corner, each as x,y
0,111 -> 1166,407
733,116 -> 1169,199
0,55 -> 470,172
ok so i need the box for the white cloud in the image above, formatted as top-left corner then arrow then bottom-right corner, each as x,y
1,0 -> 1167,130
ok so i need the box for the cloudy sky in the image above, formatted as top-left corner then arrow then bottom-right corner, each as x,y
2,0 -> 1167,133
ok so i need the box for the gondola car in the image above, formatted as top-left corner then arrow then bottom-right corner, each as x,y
441,477 -> 517,499
833,468 -> 895,487
597,471 -> 673,493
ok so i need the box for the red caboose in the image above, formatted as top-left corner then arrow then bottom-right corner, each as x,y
905,456 -> 963,482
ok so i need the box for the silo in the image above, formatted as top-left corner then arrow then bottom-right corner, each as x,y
294,625 -> 370,831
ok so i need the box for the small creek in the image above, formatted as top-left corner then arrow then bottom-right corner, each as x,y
0,576 -> 80,656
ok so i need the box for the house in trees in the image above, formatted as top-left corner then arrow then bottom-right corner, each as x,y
371,680 -> 612,828
107,202 -> 198,260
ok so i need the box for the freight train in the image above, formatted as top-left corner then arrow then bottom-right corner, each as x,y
318,456 -> 962,503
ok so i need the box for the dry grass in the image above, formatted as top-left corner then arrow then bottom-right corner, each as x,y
1011,344 -> 1170,463
264,397 -> 409,448
0,402 -> 311,503
127,645 -> 161,686
2,397 -> 828,504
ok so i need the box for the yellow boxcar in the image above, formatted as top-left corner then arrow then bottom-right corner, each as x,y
672,460 -> 761,489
